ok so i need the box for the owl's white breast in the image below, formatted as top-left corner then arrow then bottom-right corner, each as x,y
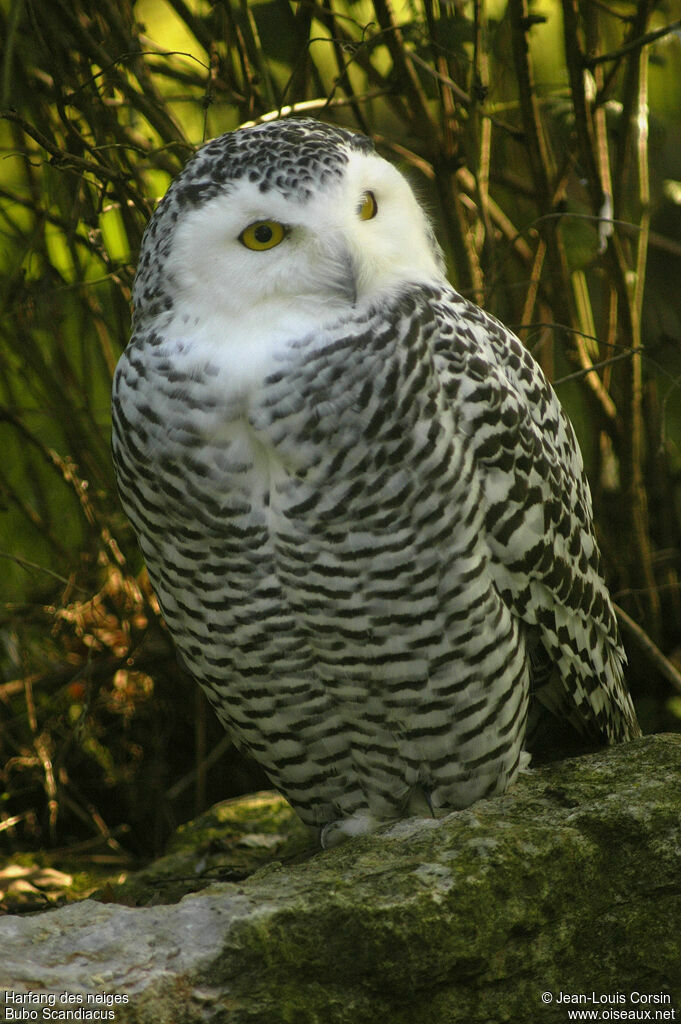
164,294 -> 347,409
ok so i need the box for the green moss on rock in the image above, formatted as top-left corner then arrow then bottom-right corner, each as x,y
0,736 -> 680,1023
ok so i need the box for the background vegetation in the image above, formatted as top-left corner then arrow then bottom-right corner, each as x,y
0,0 -> 680,862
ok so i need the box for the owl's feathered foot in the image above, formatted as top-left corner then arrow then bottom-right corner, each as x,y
320,813 -> 381,849
319,785 -> 437,848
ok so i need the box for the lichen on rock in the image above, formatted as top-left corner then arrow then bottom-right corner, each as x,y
0,735 -> 679,1023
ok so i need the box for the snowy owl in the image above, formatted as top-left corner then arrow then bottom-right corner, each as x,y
111,118 -> 640,846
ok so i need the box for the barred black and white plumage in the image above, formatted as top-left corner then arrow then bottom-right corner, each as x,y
111,118 -> 640,846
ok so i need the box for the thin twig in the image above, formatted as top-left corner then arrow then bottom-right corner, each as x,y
615,604 -> 681,696
370,0 -> 438,148
584,18 -> 681,67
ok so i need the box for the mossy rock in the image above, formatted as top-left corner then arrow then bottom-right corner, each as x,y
0,735 -> 679,1023
94,791 -> 312,906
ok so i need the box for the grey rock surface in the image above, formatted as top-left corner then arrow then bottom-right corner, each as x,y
1,734 -> 680,1023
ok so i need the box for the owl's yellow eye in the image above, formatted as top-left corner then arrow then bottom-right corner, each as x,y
239,220 -> 286,251
358,191 -> 378,221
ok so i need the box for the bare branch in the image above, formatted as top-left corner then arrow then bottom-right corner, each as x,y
584,18 -> 681,67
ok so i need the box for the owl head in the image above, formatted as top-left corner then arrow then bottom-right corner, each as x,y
132,119 -> 445,331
